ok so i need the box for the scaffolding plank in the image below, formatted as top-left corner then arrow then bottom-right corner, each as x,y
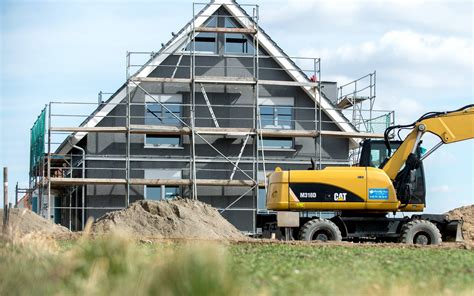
195,179 -> 257,186
132,179 -> 192,186
196,76 -> 256,85
194,27 -> 257,34
129,125 -> 383,139
50,127 -> 127,133
130,125 -> 191,135
131,77 -> 191,84
130,76 -> 319,87
259,129 -> 318,138
320,130 -> 384,139
259,80 -> 319,87
197,127 -> 254,136
54,125 -> 383,139
336,96 -> 370,109
49,177 -> 257,187
50,178 -> 127,185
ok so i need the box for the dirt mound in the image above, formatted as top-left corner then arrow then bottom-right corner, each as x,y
446,205 -> 474,241
92,199 -> 246,241
0,208 -> 70,236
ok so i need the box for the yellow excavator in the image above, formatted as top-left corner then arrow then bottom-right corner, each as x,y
265,104 -> 474,245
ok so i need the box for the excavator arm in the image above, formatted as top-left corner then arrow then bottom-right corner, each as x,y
382,104 -> 474,180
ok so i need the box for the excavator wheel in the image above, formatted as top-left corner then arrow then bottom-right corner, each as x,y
400,220 -> 442,245
298,218 -> 342,242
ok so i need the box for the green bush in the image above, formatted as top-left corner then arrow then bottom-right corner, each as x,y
0,235 -> 248,296
1,235 -> 473,296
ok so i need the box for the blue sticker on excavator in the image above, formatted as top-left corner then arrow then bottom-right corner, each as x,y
368,188 -> 389,200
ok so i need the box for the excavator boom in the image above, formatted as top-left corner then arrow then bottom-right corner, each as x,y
382,104 -> 474,180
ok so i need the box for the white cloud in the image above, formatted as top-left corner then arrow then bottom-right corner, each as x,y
424,148 -> 457,165
377,97 -> 425,123
302,30 -> 472,70
261,0 -> 472,37
429,185 -> 450,193
298,29 -> 473,128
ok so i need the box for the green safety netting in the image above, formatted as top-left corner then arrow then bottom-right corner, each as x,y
364,113 -> 392,134
29,108 -> 46,176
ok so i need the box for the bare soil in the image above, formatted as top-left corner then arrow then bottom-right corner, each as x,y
2,202 -> 472,248
91,199 -> 246,241
0,208 -> 70,236
446,204 -> 474,241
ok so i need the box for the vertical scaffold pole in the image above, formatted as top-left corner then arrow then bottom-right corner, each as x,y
190,3 -> 197,200
254,5 -> 261,233
318,60 -> 323,169
313,59 -> 319,169
47,102 -> 52,220
126,51 -> 131,208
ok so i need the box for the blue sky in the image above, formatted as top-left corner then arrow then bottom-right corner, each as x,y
0,0 -> 473,212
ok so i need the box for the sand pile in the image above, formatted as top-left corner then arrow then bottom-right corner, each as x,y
0,208 -> 70,236
446,205 -> 474,241
92,199 -> 246,241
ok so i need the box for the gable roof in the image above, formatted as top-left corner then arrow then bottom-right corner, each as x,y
58,0 -> 357,155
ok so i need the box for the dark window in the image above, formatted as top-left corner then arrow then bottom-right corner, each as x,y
224,16 -> 255,54
260,105 -> 293,129
145,100 -> 182,147
145,135 -> 181,147
146,186 -> 180,201
258,188 -> 267,211
187,32 -> 217,53
145,102 -> 181,126
146,186 -> 161,201
225,33 -> 254,54
185,17 -> 217,53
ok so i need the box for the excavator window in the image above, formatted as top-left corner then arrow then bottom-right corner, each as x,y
359,139 -> 402,168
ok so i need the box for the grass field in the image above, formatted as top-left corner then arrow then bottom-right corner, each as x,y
1,234 -> 473,296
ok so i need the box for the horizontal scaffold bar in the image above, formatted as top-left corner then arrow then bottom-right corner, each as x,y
319,130 -> 384,139
50,125 -> 384,139
130,77 -> 319,87
194,27 -> 257,34
49,177 -> 261,187
50,127 -> 127,132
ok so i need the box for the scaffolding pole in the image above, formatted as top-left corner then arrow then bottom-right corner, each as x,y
253,5 -> 260,233
126,51 -> 131,210
191,2 -> 198,200
47,103 -> 52,221
319,61 -> 323,169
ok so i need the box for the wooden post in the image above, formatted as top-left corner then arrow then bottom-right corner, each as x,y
3,167 -> 8,233
15,182 -> 18,208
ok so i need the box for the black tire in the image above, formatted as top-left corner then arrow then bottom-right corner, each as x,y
298,218 -> 342,242
400,220 -> 442,245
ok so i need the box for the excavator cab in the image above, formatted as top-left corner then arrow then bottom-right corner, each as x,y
359,139 -> 401,168
359,139 -> 427,206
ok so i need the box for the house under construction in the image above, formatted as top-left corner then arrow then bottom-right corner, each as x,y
28,0 -> 394,233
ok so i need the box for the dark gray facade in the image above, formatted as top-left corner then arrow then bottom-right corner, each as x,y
54,5 -> 352,233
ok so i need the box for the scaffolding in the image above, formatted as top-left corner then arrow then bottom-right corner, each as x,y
28,1 -> 394,233
336,71 -> 395,133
